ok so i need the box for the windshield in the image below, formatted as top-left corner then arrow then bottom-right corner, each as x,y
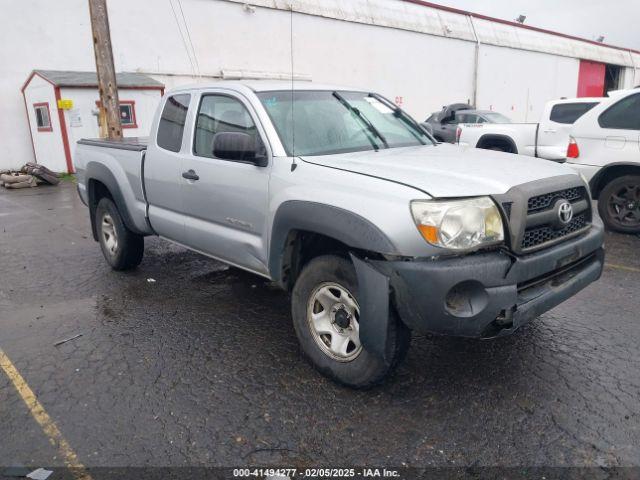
483,112 -> 512,123
257,90 -> 433,156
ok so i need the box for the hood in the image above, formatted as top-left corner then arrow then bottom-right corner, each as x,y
301,144 -> 578,198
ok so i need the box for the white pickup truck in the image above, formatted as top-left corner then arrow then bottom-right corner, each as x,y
458,98 -> 601,161
74,81 -> 604,387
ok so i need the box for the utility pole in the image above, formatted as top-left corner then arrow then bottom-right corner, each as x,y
88,0 -> 122,139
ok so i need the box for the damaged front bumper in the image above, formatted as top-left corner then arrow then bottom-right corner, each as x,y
353,221 -> 604,355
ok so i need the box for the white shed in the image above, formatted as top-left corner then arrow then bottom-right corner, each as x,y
21,70 -> 164,174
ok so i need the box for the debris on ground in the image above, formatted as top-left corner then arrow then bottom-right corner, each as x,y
26,468 -> 53,480
53,333 -> 83,347
0,163 -> 61,190
23,163 -> 60,185
0,173 -> 38,189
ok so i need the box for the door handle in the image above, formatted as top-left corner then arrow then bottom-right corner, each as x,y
182,169 -> 199,181
543,129 -> 557,133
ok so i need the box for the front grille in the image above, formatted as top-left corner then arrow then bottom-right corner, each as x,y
521,214 -> 588,250
527,187 -> 586,213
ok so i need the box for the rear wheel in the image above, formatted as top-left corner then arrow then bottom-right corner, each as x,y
95,197 -> 144,270
598,175 -> 640,233
291,255 -> 410,388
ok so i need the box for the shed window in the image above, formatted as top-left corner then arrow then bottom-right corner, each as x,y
118,101 -> 136,127
95,100 -> 138,128
34,103 -> 52,132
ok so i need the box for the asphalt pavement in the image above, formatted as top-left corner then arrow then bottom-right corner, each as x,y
0,182 -> 639,474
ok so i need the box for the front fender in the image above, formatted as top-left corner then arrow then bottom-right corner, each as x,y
268,200 -> 397,283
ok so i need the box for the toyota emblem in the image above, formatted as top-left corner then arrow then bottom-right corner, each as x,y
558,200 -> 573,225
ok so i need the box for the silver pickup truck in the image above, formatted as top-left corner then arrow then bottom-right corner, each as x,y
75,81 -> 605,387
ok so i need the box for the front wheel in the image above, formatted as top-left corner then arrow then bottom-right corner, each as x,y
291,255 -> 410,388
95,197 -> 144,270
597,175 -> 640,233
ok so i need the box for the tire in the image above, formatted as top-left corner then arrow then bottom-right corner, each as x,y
597,175 -> 640,234
291,255 -> 411,388
95,197 -> 144,270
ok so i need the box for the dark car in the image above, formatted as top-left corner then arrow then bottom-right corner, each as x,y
422,104 -> 511,143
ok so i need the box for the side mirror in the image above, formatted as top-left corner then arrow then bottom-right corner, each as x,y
212,132 -> 268,167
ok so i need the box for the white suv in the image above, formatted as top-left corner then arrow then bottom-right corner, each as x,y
567,88 -> 640,233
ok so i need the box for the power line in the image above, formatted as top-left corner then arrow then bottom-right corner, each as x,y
168,0 -> 197,78
177,0 -> 201,78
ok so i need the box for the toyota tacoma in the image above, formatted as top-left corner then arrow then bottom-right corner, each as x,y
74,82 -> 605,387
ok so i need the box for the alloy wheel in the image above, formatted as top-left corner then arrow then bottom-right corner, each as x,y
607,183 -> 640,228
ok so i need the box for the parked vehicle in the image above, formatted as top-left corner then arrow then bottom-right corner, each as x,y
458,98 -> 602,161
422,103 -> 473,143
457,110 -> 511,124
75,82 -> 604,387
566,88 -> 640,233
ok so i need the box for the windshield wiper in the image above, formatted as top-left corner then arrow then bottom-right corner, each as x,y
368,93 -> 431,144
332,91 -> 389,149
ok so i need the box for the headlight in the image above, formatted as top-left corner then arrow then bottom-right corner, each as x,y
410,197 -> 504,250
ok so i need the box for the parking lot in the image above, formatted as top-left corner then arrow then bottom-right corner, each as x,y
1,182 -> 639,473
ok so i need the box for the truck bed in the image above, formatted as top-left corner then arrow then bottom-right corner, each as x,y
77,137 -> 149,152
75,136 -> 152,236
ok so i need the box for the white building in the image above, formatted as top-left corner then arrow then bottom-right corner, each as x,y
1,0 -> 638,172
22,70 -> 164,173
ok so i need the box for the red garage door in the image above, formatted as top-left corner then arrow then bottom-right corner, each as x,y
577,60 -> 606,97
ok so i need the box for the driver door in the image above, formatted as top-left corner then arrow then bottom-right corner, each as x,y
179,92 -> 272,276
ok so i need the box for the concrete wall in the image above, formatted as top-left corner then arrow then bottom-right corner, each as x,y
290,12 -> 476,120
1,0 -> 639,171
476,45 -> 580,122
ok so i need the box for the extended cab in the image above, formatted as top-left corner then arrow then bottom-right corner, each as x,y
458,98 -> 601,161
75,82 -> 605,387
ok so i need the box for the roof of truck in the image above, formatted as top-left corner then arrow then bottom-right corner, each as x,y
166,80 -> 366,95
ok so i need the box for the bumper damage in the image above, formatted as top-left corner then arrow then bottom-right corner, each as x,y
353,223 -> 604,359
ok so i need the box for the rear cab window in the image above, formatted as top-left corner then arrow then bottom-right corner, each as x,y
157,94 -> 191,152
549,102 -> 598,124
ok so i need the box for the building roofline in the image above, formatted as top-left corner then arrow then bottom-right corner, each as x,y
21,70 -> 164,91
403,0 -> 640,56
